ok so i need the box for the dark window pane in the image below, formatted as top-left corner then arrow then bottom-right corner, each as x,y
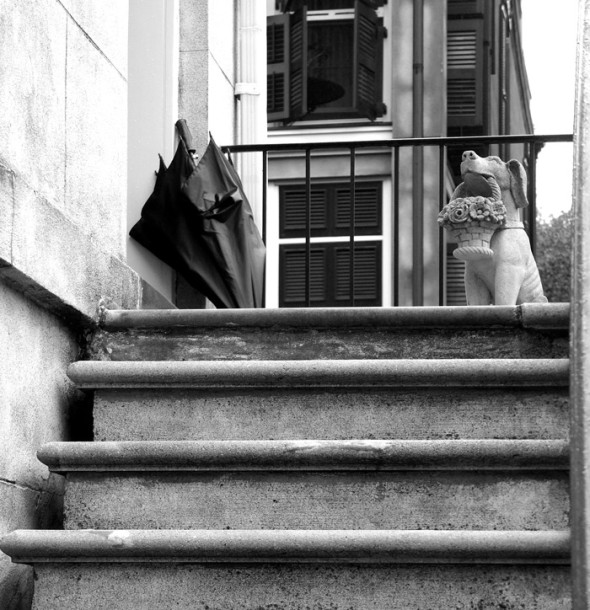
308,21 -> 353,109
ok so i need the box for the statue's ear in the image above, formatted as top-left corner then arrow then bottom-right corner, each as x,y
507,159 -> 528,208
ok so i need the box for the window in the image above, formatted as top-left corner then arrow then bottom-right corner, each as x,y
278,181 -> 383,307
267,0 -> 387,123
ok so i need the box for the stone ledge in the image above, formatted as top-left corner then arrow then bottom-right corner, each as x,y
67,358 -> 570,389
37,439 -> 569,472
0,162 -> 172,327
0,529 -> 570,564
101,302 -> 570,330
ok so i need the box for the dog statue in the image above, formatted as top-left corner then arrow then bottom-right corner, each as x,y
450,150 -> 547,306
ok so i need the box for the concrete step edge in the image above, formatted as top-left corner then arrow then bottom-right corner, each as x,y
101,303 -> 570,330
68,358 -> 570,389
0,529 -> 570,565
38,439 -> 569,472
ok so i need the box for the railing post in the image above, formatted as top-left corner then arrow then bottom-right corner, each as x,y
305,148 -> 312,308
393,146 -> 400,307
350,147 -> 356,307
570,0 -> 590,605
262,150 -> 268,245
438,144 -> 446,306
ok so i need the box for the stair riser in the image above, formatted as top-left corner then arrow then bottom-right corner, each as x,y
93,387 -> 569,441
31,563 -> 571,610
62,472 -> 569,531
91,327 -> 569,361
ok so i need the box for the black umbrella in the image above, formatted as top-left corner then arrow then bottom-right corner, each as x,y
130,120 -> 265,308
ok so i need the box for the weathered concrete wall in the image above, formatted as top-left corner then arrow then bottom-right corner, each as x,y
0,0 -> 127,258
0,0 -> 143,323
0,1 -> 139,607
0,280 -> 82,609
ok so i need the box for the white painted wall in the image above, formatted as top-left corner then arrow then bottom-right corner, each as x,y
127,0 -> 179,302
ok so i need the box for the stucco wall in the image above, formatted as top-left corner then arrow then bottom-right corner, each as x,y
0,0 -> 142,323
0,0 -> 127,258
0,280 -> 82,609
0,1 -> 138,607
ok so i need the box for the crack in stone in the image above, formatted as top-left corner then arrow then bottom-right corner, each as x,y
0,477 -> 59,496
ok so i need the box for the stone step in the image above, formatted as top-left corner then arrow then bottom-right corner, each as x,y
68,358 -> 570,389
89,304 -> 570,361
68,359 -> 570,441
38,440 -> 569,531
0,530 -> 570,609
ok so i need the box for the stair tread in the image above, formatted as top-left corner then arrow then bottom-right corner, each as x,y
38,439 -> 569,471
1,529 -> 570,564
68,358 -> 570,388
101,303 -> 569,330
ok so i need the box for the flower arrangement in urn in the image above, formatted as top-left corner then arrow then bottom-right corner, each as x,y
438,173 -> 507,261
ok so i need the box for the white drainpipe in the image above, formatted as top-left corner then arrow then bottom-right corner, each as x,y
235,0 -> 267,230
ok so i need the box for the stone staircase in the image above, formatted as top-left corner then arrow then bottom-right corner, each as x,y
1,304 -> 572,609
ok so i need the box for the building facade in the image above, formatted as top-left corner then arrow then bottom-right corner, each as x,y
263,0 -> 533,307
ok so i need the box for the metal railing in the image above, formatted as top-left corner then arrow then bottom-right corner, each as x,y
224,133 -> 573,307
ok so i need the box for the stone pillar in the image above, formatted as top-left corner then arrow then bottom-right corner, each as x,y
570,0 -> 590,604
236,0 -> 267,229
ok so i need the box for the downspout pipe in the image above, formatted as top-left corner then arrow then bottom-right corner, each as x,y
412,0 -> 424,305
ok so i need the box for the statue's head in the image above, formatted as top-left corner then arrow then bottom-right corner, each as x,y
460,151 -> 528,209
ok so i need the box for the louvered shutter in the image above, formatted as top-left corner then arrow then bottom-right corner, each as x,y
334,243 -> 381,304
280,246 -> 327,305
279,242 -> 381,307
289,8 -> 308,121
267,10 -> 308,122
280,182 -> 382,237
267,14 -> 289,121
335,183 -> 381,235
447,18 -> 484,127
354,0 -> 386,120
280,186 -> 328,238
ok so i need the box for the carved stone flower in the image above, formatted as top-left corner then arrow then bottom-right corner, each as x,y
445,199 -> 470,224
438,196 -> 507,228
469,196 -> 492,221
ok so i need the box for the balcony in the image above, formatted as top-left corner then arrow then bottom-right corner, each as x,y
223,133 -> 572,307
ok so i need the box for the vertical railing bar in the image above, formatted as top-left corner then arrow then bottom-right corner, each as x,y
393,145 -> 400,307
412,144 -> 424,306
350,147 -> 356,307
262,150 -> 268,246
261,150 -> 268,309
305,148 -> 312,308
438,144 -> 446,307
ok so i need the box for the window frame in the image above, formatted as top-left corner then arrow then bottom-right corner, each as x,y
267,0 -> 387,124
